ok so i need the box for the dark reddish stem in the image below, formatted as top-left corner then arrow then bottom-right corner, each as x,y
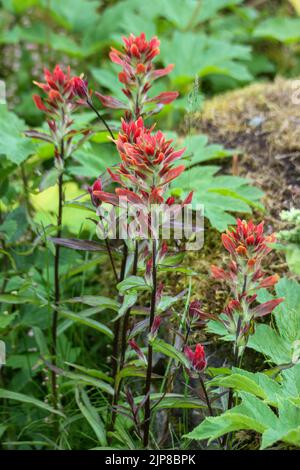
143,238 -> 157,448
51,163 -> 63,409
110,241 -> 138,431
87,99 -> 115,140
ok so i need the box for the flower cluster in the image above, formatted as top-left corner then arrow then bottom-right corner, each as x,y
210,219 -> 283,355
93,117 -> 185,205
91,116 -> 191,239
32,65 -> 88,116
26,65 -> 90,170
96,32 -> 178,118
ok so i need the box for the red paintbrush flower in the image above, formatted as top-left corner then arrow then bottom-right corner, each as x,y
110,117 -> 185,193
27,65 -> 90,168
88,179 -> 103,207
97,33 -> 178,117
222,219 -> 276,260
71,76 -> 89,99
32,65 -> 77,113
184,344 -> 207,372
210,218 -> 283,356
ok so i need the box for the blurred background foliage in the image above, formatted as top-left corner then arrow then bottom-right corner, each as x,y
1,0 -> 300,126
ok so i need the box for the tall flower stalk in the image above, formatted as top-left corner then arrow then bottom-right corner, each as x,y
88,33 -> 180,440
210,219 -> 284,361
26,65 -> 90,407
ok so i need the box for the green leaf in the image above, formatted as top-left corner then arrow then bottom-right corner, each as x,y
117,276 -> 150,294
44,0 -> 99,32
75,387 -> 107,446
211,373 -> 268,400
160,32 -> 252,83
58,309 -> 113,339
56,368 -> 114,395
65,362 -> 113,384
132,393 -> 206,410
0,313 -> 17,329
113,291 -> 138,322
185,393 -> 276,443
0,105 -> 35,164
115,366 -> 161,389
183,134 -> 234,167
157,293 -> 184,313
67,296 -> 119,311
254,17 -> 300,44
0,294 -> 40,305
248,324 -> 291,365
175,165 -> 263,231
150,338 -> 190,368
0,389 -> 64,417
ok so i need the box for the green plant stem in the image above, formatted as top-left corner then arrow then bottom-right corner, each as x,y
20,164 -> 33,217
143,238 -> 157,448
185,0 -> 202,31
224,274 -> 248,448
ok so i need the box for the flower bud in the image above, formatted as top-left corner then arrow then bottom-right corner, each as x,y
184,344 -> 207,372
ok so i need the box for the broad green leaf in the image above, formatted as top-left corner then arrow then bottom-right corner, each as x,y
248,324 -> 291,365
261,400 -> 300,449
160,32 -> 252,83
254,17 -> 300,44
185,392 -> 276,443
175,165 -> 263,231
0,313 -> 17,329
0,105 -> 35,164
184,134 -> 234,167
43,0 -> 99,32
211,373 -> 268,400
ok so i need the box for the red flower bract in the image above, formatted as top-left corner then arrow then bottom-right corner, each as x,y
33,65 -> 88,116
33,65 -> 76,113
222,219 -> 276,259
111,117 -> 185,192
184,344 -> 207,372
110,33 -> 160,68
98,32 -> 178,115
71,76 -> 88,99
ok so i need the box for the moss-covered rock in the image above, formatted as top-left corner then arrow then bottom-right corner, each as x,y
191,77 -> 300,222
